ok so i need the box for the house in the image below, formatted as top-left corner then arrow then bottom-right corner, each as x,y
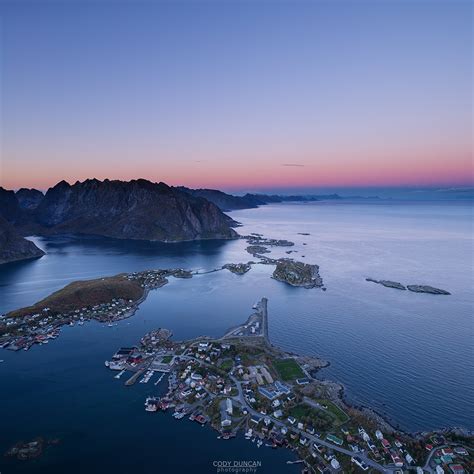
250,415 -> 261,424
258,386 -> 279,400
442,448 -> 454,457
272,399 -> 281,408
381,439 -> 391,449
296,377 -> 310,385
300,437 -> 308,446
275,380 -> 291,394
273,409 -> 283,418
390,451 -> 404,467
221,411 -> 231,427
287,416 -> 296,425
331,458 -> 340,470
297,422 -> 304,430
448,465 -> 465,474
220,399 -> 232,427
226,398 -> 233,415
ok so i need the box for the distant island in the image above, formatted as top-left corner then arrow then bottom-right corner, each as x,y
366,278 -> 451,295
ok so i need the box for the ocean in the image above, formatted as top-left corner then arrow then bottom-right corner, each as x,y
0,200 -> 472,473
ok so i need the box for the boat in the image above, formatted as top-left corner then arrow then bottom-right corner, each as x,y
154,372 -> 165,385
114,370 -> 125,379
144,397 -> 160,412
105,361 -> 110,367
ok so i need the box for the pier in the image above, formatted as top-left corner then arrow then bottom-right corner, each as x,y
125,369 -> 144,386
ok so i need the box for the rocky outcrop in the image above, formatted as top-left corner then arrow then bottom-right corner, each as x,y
246,245 -> 271,256
366,278 -> 450,294
366,278 -> 406,290
0,216 -> 44,265
5,179 -> 237,242
407,285 -> 450,295
16,188 -> 44,210
272,260 -> 323,288
222,263 -> 251,274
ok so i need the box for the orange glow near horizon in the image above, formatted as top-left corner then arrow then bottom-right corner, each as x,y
1,147 -> 472,192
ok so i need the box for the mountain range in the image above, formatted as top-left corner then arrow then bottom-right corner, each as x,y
0,178 -> 345,265
0,179 -> 241,264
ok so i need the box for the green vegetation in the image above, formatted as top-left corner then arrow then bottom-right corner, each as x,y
7,274 -> 144,318
317,399 -> 350,424
272,358 -> 305,381
219,359 -> 233,371
287,403 -> 334,431
161,355 -> 173,364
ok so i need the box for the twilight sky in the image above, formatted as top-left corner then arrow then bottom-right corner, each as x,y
0,0 -> 472,192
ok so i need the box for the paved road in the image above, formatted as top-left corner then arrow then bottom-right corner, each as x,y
229,376 -> 395,473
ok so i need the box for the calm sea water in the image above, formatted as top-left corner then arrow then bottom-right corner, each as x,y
0,201 -> 472,473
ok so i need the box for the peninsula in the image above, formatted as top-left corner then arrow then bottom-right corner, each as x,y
0,215 -> 44,265
104,298 -> 473,473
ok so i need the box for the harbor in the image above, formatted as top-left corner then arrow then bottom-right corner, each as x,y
103,298 -> 473,474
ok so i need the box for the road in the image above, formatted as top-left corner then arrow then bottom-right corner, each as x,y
229,375 -> 395,473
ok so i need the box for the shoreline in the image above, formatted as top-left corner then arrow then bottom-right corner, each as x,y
1,236 -> 471,439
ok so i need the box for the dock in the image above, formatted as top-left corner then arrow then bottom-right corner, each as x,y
125,369 -> 145,386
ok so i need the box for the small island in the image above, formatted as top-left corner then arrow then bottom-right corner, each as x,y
366,278 -> 450,295
407,285 -> 451,295
222,263 -> 252,275
273,260 -> 323,288
366,278 -> 406,290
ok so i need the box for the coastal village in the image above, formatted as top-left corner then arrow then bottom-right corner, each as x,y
0,234 -> 320,352
0,234 -> 470,471
104,298 -> 472,474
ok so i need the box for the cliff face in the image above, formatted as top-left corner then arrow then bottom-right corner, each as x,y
16,188 -> 44,210
0,216 -> 45,265
0,187 -> 23,223
29,179 -> 237,241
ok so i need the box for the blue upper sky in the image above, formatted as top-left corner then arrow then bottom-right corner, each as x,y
0,0 -> 472,192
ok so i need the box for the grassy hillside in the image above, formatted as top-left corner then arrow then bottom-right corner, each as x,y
7,275 -> 144,318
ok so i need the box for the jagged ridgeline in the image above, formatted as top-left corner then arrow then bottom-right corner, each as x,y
0,179 -> 239,253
